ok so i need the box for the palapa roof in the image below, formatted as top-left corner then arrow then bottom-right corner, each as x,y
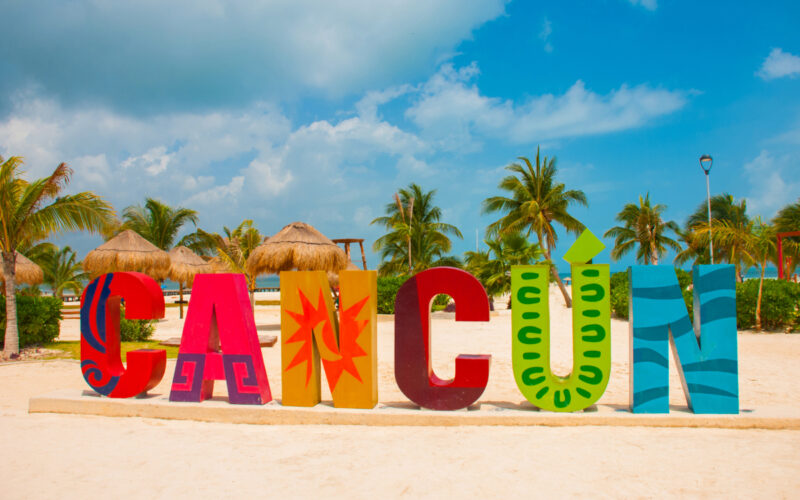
82,229 -> 171,280
0,252 -> 44,286
246,221 -> 348,276
168,246 -> 212,286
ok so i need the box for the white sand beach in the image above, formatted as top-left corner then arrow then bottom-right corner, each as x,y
2,285 -> 800,498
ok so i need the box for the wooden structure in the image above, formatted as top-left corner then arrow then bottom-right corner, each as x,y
777,231 -> 800,280
332,238 -> 367,270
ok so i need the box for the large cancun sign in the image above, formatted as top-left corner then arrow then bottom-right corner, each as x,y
79,233 -> 739,415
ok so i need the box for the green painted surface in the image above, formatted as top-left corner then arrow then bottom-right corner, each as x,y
562,228 -> 605,265
511,264 -> 611,412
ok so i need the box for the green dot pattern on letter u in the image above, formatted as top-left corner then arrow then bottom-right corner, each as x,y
511,264 -> 611,412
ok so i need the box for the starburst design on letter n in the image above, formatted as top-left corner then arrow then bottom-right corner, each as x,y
284,289 -> 371,390
285,289 -> 333,386
324,295 -> 370,390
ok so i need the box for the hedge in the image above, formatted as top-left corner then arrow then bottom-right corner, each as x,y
0,295 -> 62,349
609,269 -> 693,320
376,276 -> 451,314
735,279 -> 800,331
120,317 -> 157,341
377,276 -> 409,314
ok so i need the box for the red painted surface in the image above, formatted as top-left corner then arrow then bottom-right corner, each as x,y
169,273 -> 272,405
777,231 -> 800,280
80,272 -> 166,398
394,267 -> 491,410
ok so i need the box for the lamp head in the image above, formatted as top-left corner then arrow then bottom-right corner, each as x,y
699,154 -> 713,173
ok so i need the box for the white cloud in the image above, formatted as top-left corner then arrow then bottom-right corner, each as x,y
757,48 -> 800,80
743,150 -> 800,216
121,146 -> 172,176
539,18 -> 553,53
184,176 -> 245,206
406,64 -> 687,149
627,0 -> 657,11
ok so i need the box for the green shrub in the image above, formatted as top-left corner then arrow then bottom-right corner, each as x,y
432,294 -> 451,311
609,271 -> 630,319
735,279 -> 800,331
0,294 -> 62,348
609,268 -> 693,320
119,318 -> 156,341
119,305 -> 156,341
377,276 -> 409,314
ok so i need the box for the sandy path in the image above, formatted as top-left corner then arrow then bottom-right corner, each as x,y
2,286 -> 800,498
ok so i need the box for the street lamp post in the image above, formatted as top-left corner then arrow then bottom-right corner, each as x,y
699,154 -> 713,264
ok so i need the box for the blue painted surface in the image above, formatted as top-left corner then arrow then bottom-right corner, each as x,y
629,265 -> 739,414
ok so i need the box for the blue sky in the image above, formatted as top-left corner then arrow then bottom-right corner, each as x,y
2,0 -> 799,272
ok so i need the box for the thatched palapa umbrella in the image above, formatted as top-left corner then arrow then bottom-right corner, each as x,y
83,229 -> 171,280
246,222 -> 348,279
0,252 -> 44,288
168,246 -> 212,319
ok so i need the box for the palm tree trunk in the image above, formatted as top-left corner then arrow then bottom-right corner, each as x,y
755,262 -> 765,332
544,248 -> 572,308
2,252 -> 20,358
179,283 -> 185,319
650,239 -> 658,265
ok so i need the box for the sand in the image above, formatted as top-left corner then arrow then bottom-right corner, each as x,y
2,286 -> 800,498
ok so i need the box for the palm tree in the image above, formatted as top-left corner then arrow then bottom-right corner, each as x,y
749,219 -> 777,331
37,246 -> 89,300
465,232 -> 543,305
1,156 -> 114,358
673,227 -> 710,267
773,198 -> 800,279
371,183 -> 463,276
121,198 -> 198,251
482,148 -> 587,307
689,198 -> 753,283
604,193 -> 681,265
700,217 -> 775,330
199,220 -> 263,307
687,193 -> 750,266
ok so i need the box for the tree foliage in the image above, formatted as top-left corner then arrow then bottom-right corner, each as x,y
482,147 -> 586,307
1,156 -> 114,357
371,183 -> 462,276
604,193 -> 681,265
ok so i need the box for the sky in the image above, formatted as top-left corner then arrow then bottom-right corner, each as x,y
2,0 -> 799,273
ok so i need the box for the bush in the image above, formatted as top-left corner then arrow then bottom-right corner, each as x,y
735,279 -> 800,331
0,294 -> 62,348
119,318 -> 156,341
609,268 -> 693,320
119,305 -> 156,341
609,271 -> 630,319
377,276 -> 409,314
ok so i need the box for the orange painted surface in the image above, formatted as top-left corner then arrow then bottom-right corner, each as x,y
280,270 -> 377,408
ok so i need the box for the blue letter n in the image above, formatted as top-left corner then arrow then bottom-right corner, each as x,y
629,265 -> 738,414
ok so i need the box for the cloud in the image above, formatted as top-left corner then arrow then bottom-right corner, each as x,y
406,64 -> 687,149
0,0 -> 508,112
539,17 -> 553,53
757,48 -> 800,80
0,89 -> 430,247
121,146 -> 172,176
743,150 -> 800,216
627,0 -> 657,11
184,176 -> 245,206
